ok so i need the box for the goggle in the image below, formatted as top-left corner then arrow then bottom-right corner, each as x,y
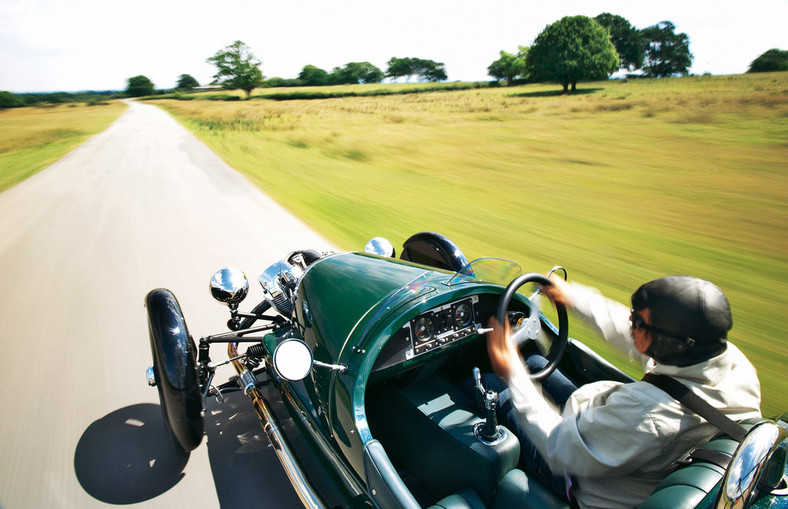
629,309 -> 650,331
630,309 -> 694,345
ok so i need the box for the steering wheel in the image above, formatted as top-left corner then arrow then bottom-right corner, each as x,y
496,273 -> 569,380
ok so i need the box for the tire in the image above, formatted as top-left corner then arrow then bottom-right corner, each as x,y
146,288 -> 204,452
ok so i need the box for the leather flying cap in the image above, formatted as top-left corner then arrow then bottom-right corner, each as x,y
631,275 -> 731,366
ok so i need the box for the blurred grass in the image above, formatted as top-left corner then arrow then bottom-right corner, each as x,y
0,101 -> 128,193
151,73 -> 788,417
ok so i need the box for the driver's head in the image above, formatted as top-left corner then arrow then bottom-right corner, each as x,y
631,275 -> 731,366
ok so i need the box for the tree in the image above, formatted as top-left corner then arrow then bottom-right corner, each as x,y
0,91 -> 25,108
526,16 -> 619,93
176,74 -> 199,90
298,65 -> 330,86
594,13 -> 646,71
330,62 -> 385,84
386,57 -> 415,81
747,49 -> 788,73
418,59 -> 448,82
488,46 -> 528,85
641,22 -> 693,77
386,57 -> 447,82
126,75 -> 154,97
207,41 -> 264,98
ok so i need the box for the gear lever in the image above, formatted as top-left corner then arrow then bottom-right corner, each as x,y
473,367 -> 501,442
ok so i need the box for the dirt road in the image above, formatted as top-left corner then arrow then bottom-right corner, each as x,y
0,101 -> 336,508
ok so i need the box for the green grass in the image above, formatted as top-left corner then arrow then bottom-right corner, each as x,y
150,73 -> 788,417
0,101 -> 128,193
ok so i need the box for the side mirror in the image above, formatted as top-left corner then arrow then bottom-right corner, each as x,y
716,421 -> 788,507
273,339 -> 314,381
210,267 -> 249,307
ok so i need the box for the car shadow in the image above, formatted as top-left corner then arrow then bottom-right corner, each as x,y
75,394 -> 302,507
203,388 -> 302,508
73,403 -> 189,504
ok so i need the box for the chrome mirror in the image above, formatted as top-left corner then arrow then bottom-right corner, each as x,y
210,267 -> 249,307
364,237 -> 395,257
273,339 -> 313,381
715,421 -> 788,508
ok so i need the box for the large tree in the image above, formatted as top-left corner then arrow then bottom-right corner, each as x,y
594,13 -> 646,71
176,74 -> 199,90
207,41 -> 264,98
526,16 -> 619,93
488,46 -> 528,86
641,22 -> 693,77
747,49 -> 788,73
126,75 -> 154,97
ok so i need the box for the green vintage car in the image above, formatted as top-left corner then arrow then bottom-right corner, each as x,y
146,232 -> 788,508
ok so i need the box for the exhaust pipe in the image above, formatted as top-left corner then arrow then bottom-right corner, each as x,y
228,342 -> 327,509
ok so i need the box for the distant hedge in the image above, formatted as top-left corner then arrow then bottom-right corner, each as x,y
147,82 -> 493,102
0,90 -> 119,108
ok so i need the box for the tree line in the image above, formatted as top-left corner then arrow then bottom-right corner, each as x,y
488,13 -> 785,92
1,13 -> 786,108
488,14 -> 694,92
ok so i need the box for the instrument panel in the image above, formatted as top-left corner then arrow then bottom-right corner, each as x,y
371,296 -> 482,373
406,296 -> 480,358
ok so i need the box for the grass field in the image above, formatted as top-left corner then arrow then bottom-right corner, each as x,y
0,101 -> 127,193
151,73 -> 788,417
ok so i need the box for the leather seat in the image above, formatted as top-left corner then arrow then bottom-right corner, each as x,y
639,422 -> 757,508
428,469 -> 570,509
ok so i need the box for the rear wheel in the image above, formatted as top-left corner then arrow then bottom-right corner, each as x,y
146,289 -> 204,452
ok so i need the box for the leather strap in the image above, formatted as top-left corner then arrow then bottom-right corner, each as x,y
642,373 -> 747,442
680,448 -> 733,469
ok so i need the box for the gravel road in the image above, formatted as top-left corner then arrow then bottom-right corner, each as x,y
0,101 -> 336,508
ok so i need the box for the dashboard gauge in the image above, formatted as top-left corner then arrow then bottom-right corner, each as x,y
414,316 -> 434,342
453,303 -> 472,327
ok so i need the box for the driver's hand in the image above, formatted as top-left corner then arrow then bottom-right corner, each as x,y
541,272 -> 574,309
486,317 -> 523,379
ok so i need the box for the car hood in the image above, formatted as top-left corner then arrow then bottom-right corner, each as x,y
295,251 -> 440,364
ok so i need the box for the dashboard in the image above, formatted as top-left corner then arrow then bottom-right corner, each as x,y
371,295 -> 484,373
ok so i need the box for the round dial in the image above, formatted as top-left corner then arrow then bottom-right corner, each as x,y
453,303 -> 472,327
414,316 -> 434,342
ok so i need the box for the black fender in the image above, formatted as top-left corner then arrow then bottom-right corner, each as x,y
146,288 -> 204,452
401,231 -> 473,275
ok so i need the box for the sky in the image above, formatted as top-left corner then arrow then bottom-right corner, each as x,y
1,0 -> 787,93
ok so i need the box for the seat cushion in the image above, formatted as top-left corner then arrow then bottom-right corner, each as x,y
491,468 -> 570,509
639,427 -> 746,509
427,488 -> 486,509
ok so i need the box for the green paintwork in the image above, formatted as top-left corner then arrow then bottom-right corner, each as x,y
254,251 -> 788,508
285,252 -> 512,486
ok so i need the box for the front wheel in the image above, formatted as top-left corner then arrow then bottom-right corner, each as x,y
146,289 -> 204,452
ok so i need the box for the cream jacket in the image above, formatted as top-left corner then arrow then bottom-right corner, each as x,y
505,282 -> 761,509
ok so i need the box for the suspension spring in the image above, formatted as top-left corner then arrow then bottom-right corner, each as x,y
245,344 -> 266,369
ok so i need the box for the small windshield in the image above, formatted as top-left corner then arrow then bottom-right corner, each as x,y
447,257 -> 522,287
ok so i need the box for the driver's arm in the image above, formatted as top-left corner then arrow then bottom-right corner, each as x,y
487,319 -> 664,477
544,274 -> 646,363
